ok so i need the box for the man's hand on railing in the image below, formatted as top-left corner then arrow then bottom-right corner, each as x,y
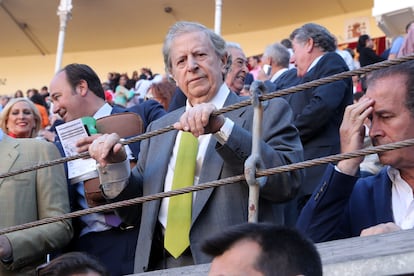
360,222 -> 401,237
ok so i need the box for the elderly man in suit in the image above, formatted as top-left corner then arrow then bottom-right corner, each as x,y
0,129 -> 72,275
256,42 -> 300,93
224,42 -> 249,95
48,63 -> 166,276
287,23 -> 353,212
82,21 -> 303,273
297,60 -> 414,242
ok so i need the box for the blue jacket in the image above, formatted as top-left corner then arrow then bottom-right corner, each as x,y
297,164 -> 393,242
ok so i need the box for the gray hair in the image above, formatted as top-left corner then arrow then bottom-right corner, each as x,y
290,23 -> 336,52
162,21 -> 227,76
263,43 -> 290,68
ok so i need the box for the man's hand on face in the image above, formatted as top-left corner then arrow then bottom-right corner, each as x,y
337,96 -> 375,176
173,103 -> 225,137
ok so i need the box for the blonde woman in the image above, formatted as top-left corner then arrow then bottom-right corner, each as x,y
0,97 -> 41,138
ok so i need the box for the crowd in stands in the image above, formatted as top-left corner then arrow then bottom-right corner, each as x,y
1,19 -> 414,276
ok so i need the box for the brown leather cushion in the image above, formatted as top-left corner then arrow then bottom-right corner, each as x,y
84,112 -> 144,207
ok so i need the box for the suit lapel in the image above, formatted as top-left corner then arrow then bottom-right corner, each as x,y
0,137 -> 20,186
374,169 -> 394,223
145,109 -> 182,196
192,92 -> 247,222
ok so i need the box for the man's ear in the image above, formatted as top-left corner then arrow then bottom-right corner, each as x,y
76,79 -> 89,96
221,54 -> 230,75
306,38 -> 314,53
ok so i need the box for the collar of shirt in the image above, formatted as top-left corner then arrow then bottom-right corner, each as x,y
388,166 -> 414,229
93,103 -> 113,119
185,83 -> 230,110
0,128 -> 3,141
159,84 -> 231,228
270,68 -> 289,83
306,54 -> 324,74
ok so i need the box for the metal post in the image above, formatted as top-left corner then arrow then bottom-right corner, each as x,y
244,81 -> 267,223
55,0 -> 72,73
214,0 -> 222,35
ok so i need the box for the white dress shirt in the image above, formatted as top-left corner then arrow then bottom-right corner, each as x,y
158,84 -> 234,228
270,68 -> 288,83
389,167 -> 414,230
97,84 -> 236,229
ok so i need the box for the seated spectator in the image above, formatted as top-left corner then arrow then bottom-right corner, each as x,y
224,42 -> 249,95
26,88 -> 39,98
30,93 -> 50,129
13,90 -> 24,98
203,223 -> 322,276
257,42 -> 299,92
0,95 -> 10,112
0,97 -> 42,138
114,74 -> 133,107
0,128 -> 72,274
146,80 -> 176,110
388,21 -> 413,60
398,22 -> 414,58
297,60 -> 414,242
357,34 -> 386,67
36,252 -> 109,276
248,55 -> 261,79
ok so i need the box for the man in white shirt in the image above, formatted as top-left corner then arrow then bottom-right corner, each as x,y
81,21 -> 304,273
297,60 -> 414,242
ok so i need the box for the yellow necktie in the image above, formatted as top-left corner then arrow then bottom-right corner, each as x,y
164,131 -> 198,258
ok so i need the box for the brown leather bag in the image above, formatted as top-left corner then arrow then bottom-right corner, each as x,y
83,112 -> 143,207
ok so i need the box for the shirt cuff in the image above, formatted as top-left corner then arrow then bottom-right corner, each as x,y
97,160 -> 131,199
334,165 -> 342,173
213,118 -> 234,145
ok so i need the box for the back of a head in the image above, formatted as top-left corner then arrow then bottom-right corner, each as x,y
264,43 -> 290,68
357,34 -> 370,52
290,23 -> 336,53
62,63 -> 105,100
203,223 -> 322,276
280,38 -> 292,49
37,252 -> 109,276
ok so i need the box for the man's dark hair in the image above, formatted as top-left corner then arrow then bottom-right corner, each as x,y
290,23 -> 336,52
406,21 -> 414,33
357,34 -> 370,52
37,252 -> 109,276
280,38 -> 292,49
61,63 -> 105,100
366,60 -> 414,116
202,223 -> 322,276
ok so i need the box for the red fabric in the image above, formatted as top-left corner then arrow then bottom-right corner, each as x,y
7,132 -> 17,138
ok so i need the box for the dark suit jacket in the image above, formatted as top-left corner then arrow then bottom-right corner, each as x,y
297,164 -> 393,242
116,100 -> 166,157
358,47 -> 386,67
167,87 -> 187,112
55,101 -> 165,223
284,52 -> 353,195
113,90 -> 304,273
264,68 -> 300,93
